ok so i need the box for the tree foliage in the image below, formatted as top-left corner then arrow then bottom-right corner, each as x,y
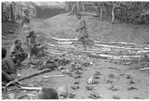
2,2 -> 36,22
113,2 -> 149,24
66,2 -> 149,24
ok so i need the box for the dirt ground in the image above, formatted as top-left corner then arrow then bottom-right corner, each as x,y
2,14 -> 149,99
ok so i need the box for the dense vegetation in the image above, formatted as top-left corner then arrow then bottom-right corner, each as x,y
2,2 -> 149,24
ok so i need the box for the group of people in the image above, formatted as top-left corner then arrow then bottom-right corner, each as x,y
2,9 -> 92,99
2,9 -> 44,85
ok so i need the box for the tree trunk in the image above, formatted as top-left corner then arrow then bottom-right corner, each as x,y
77,2 -> 80,12
2,3 -> 4,21
68,2 -> 79,15
81,3 -> 85,11
111,6 -> 115,23
10,3 -> 15,22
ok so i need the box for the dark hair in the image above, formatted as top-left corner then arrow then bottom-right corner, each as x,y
28,31 -> 35,38
2,48 -> 7,59
39,88 -> 59,99
15,39 -> 21,44
76,13 -> 82,17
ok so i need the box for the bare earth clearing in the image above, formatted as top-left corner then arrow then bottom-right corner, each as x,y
2,14 -> 149,99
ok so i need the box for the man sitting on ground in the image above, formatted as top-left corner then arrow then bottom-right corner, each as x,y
2,48 -> 17,85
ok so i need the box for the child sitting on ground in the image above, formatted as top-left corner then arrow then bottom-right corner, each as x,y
10,40 -> 28,66
26,30 -> 46,59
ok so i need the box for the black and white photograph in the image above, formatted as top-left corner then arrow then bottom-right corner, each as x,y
1,1 -> 149,99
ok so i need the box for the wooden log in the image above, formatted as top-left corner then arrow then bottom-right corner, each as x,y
47,43 -> 75,49
94,44 -> 142,50
51,37 -> 137,45
139,67 -> 149,71
51,37 -> 78,41
46,43 -> 146,57
85,51 -> 141,59
144,47 -> 149,50
42,75 -> 65,78
46,42 -> 147,58
58,41 -> 73,44
49,38 -> 141,51
45,50 -> 63,55
137,50 -> 149,53
20,86 -> 42,91
6,69 -> 51,87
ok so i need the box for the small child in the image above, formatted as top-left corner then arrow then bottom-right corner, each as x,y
10,40 -> 28,66
27,30 -> 46,58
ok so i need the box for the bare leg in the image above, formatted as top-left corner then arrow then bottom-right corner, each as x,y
83,42 -> 86,52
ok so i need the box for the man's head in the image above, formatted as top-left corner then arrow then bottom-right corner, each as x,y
15,40 -> 21,48
28,31 -> 36,38
38,87 -> 59,99
76,13 -> 82,19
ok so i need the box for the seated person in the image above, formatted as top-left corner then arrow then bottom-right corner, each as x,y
2,48 -> 17,85
26,31 -> 46,58
10,40 -> 28,66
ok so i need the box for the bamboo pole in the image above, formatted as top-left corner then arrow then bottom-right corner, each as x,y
6,69 -> 51,87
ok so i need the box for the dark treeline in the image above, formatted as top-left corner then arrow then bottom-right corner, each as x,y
2,2 -> 149,24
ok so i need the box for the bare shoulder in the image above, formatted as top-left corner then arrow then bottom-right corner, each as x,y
10,45 -> 15,52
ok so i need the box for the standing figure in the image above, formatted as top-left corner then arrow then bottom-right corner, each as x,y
10,40 -> 28,66
75,13 -> 89,52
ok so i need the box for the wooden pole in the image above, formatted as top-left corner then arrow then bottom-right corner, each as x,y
6,69 -> 51,87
